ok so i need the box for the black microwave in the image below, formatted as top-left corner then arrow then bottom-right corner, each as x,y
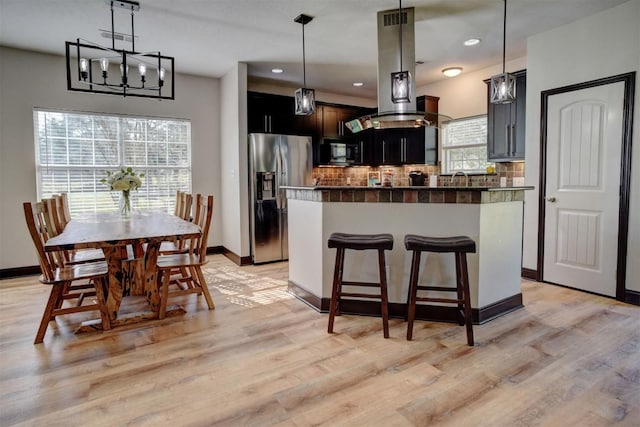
319,140 -> 362,166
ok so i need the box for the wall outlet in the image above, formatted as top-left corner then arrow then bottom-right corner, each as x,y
346,177 -> 351,185
513,177 -> 525,187
429,175 -> 438,187
500,177 -> 507,187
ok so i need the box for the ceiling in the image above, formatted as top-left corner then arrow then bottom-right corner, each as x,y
0,0 -> 629,99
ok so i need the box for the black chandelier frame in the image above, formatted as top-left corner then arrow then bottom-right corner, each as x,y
65,0 -> 175,100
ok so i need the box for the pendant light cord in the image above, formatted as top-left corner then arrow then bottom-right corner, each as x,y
398,0 -> 403,72
302,22 -> 306,87
502,0 -> 507,74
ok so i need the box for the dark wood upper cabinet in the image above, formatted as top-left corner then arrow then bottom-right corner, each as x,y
248,91 -> 438,167
247,92 -> 296,134
485,70 -> 526,162
320,105 -> 361,139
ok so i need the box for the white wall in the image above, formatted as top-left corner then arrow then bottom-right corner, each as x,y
220,63 -> 250,258
0,46 -> 221,270
417,57 -> 526,119
523,0 -> 640,292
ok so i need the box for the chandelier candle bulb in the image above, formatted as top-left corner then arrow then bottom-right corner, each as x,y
79,58 -> 89,80
138,63 -> 147,85
99,57 -> 109,79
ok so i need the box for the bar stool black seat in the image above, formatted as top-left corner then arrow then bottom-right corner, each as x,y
327,232 -> 394,338
404,234 -> 476,346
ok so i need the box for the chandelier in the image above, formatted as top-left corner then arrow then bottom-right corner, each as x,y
65,0 -> 174,100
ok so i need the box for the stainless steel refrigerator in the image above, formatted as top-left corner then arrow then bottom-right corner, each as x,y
249,133 -> 313,264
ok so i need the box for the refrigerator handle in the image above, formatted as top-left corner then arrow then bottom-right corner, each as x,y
276,142 -> 283,210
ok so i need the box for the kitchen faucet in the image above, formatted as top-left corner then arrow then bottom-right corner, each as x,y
450,171 -> 469,187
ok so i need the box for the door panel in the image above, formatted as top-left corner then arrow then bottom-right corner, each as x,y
543,82 -> 624,297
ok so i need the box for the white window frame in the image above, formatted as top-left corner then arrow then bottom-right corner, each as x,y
440,115 -> 494,174
34,108 -> 192,216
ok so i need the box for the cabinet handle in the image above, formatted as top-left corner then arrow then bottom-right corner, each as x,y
505,125 -> 510,156
510,124 -> 516,155
383,141 -> 386,163
402,138 -> 406,162
360,140 -> 364,163
269,116 -> 273,133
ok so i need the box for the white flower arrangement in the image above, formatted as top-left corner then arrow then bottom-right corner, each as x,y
101,167 -> 144,192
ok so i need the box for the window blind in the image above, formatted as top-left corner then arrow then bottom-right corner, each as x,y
34,109 -> 192,216
441,115 -> 493,174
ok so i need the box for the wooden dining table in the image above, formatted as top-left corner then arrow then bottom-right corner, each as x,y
44,211 -> 201,328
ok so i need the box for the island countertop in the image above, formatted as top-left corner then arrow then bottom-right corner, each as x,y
283,185 -> 534,204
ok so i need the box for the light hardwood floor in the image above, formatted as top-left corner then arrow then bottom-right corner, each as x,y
1,254 -> 638,426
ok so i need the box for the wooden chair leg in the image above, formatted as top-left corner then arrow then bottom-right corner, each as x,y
460,252 -> 474,346
455,253 -> 465,326
328,247 -> 344,334
377,249 -> 390,339
35,284 -> 64,344
193,266 -> 215,310
406,251 -> 421,341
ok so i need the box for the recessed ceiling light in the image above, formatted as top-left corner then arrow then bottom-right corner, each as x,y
442,67 -> 463,77
353,82 -> 364,87
271,68 -> 284,74
464,38 -> 481,46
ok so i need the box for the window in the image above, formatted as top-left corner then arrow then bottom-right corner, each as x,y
440,115 -> 493,174
34,109 -> 191,216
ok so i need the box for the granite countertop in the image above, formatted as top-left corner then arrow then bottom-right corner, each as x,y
283,185 -> 534,191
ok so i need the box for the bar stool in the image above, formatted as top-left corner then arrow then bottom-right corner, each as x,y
327,232 -> 394,338
404,234 -> 476,346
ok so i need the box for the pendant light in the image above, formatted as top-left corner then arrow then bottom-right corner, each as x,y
390,0 -> 411,104
294,14 -> 315,116
490,0 -> 516,104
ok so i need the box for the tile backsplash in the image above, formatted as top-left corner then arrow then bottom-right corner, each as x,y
313,162 -> 525,187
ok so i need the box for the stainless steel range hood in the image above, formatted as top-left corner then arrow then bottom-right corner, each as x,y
346,6 -> 448,133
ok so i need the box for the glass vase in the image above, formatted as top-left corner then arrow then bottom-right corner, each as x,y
119,190 -> 131,217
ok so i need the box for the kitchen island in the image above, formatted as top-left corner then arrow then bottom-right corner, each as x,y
284,185 -> 533,324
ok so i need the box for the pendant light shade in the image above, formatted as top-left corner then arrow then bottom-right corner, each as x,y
391,0 -> 411,104
490,0 -> 516,104
294,14 -> 315,116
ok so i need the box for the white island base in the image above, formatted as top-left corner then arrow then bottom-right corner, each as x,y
285,186 -> 530,324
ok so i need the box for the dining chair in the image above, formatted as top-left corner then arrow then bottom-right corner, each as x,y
41,197 -> 105,265
53,193 -> 71,230
160,191 -> 193,255
23,201 -> 111,344
156,194 -> 215,319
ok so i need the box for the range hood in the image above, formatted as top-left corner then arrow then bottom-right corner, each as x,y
346,6 -> 449,133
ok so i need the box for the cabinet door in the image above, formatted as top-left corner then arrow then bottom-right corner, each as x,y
487,101 -> 511,160
322,106 -> 341,138
486,70 -> 526,161
248,93 -> 270,133
269,96 -> 295,134
403,128 -> 426,164
511,74 -> 527,158
377,130 -> 403,165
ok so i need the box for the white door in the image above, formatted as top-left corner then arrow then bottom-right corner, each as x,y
543,82 -> 624,297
